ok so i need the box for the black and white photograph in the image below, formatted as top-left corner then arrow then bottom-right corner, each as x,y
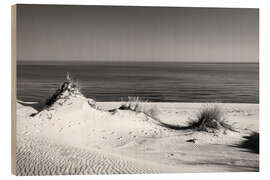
13,4 -> 259,175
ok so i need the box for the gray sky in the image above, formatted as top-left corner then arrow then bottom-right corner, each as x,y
17,5 -> 259,62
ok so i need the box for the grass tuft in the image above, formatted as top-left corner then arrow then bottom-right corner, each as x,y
45,73 -> 81,107
119,96 -> 147,112
118,96 -> 159,118
188,104 -> 234,133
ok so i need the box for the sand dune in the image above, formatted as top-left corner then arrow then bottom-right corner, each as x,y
15,84 -> 259,175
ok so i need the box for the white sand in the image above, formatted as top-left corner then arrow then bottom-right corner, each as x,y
16,94 -> 259,175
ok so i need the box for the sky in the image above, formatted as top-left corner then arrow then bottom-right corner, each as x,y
17,5 -> 259,62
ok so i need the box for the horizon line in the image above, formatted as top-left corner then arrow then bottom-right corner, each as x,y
17,60 -> 259,64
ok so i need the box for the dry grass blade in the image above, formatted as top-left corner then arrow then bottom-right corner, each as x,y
188,104 -> 234,132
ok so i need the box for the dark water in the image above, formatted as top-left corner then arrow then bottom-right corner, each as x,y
17,61 -> 259,103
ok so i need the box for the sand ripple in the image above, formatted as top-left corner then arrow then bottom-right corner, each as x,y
16,137 -> 158,176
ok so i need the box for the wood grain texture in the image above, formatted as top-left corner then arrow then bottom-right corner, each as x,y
11,4 -> 17,175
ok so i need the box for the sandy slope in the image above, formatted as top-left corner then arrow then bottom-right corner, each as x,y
16,136 -> 163,175
16,94 -> 259,175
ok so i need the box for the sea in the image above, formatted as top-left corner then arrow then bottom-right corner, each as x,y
17,61 -> 259,103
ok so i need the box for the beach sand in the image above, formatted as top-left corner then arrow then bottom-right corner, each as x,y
15,95 -> 259,175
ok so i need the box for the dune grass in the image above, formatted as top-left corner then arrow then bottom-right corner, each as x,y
45,73 -> 81,107
118,96 -> 159,118
119,96 -> 145,111
188,104 -> 234,132
157,104 -> 235,133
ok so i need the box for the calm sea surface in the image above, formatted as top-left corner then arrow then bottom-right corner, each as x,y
17,61 -> 259,103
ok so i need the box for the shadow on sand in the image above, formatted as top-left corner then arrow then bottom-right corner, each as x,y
233,132 -> 259,154
17,100 -> 44,112
155,120 -> 190,130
